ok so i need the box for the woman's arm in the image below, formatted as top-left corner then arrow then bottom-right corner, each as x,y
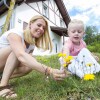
7,33 -> 66,80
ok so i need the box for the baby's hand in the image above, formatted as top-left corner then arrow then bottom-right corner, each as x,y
94,56 -> 99,61
92,53 -> 99,61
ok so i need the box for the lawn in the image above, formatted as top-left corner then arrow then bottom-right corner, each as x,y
1,53 -> 100,100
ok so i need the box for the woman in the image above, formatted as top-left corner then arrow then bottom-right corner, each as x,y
0,15 -> 66,98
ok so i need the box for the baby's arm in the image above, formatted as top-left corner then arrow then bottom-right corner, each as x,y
62,41 -> 70,56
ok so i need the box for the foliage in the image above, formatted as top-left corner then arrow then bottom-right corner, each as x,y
1,54 -> 100,100
84,26 -> 100,45
87,42 -> 100,53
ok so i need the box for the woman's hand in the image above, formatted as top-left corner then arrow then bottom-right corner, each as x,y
50,68 -> 70,81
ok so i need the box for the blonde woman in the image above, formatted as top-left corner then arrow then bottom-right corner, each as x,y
0,15 -> 66,98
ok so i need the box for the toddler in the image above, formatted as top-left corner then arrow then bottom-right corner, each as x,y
59,19 -> 100,78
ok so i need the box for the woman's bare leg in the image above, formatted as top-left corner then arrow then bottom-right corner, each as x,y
10,53 -> 33,78
0,50 -> 32,98
0,47 -> 18,98
11,64 -> 32,78
0,51 -> 32,86
0,52 -> 19,86
0,47 -> 11,70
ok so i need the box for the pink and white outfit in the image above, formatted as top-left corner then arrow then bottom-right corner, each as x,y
62,38 -> 86,56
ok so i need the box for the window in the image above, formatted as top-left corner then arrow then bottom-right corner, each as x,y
60,18 -> 64,27
0,25 -> 4,35
43,3 -> 49,18
55,43 -> 57,53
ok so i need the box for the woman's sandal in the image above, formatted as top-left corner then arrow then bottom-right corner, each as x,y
0,85 -> 17,99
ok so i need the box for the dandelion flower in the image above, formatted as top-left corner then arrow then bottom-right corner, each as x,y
58,53 -> 66,57
65,56 -> 73,63
86,63 -> 92,67
83,74 -> 95,80
63,64 -> 67,67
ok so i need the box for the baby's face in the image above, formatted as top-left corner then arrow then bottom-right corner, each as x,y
68,24 -> 85,45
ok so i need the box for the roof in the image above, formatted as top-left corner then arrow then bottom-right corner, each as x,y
50,26 -> 68,37
0,0 -> 70,36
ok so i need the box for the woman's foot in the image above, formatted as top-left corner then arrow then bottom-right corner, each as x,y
0,85 -> 17,99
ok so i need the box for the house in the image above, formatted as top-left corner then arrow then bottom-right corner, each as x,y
0,0 -> 70,55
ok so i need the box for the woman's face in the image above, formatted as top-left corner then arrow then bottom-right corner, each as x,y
30,18 -> 46,38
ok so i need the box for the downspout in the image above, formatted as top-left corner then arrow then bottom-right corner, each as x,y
62,31 -> 65,45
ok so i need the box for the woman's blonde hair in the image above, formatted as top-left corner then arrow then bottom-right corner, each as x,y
68,19 -> 85,31
24,15 -> 52,51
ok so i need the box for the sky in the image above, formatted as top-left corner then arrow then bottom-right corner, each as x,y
63,0 -> 100,33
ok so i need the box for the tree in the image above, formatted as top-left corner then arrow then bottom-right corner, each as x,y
2,0 -> 16,34
84,26 -> 99,45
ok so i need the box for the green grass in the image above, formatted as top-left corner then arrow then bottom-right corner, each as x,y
1,54 -> 100,100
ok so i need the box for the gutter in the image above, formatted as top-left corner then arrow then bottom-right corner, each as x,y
54,0 -> 70,27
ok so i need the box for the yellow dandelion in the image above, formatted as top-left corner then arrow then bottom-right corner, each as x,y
83,74 -> 95,80
63,64 -> 67,67
89,74 -> 95,80
65,56 -> 73,63
62,53 -> 67,57
86,63 -> 92,67
58,53 -> 63,57
58,53 -> 66,57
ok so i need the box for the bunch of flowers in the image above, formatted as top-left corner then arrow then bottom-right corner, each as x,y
58,53 -> 73,68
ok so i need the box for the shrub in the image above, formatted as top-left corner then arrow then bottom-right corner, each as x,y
87,42 -> 100,53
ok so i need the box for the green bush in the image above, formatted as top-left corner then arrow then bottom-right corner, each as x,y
87,42 -> 100,53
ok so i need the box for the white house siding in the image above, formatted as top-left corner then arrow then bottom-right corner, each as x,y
0,0 -> 66,55
51,31 -> 62,53
0,13 -> 6,27
14,3 -> 40,29
0,10 -> 15,35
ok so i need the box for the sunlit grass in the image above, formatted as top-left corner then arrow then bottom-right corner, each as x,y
1,54 -> 100,100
